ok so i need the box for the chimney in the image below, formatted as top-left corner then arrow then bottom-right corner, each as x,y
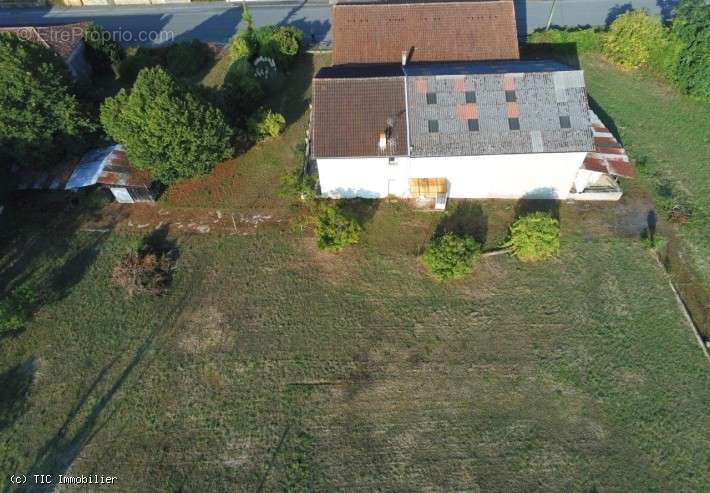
401,51 -> 408,66
378,132 -> 387,151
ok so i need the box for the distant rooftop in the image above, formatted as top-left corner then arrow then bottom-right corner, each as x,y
0,22 -> 88,61
331,0 -> 520,65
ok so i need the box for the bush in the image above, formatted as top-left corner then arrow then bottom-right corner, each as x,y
166,40 -> 212,78
603,11 -> 669,69
315,204 -> 361,251
527,27 -> 605,53
422,233 -> 480,281
100,66 -> 233,183
505,212 -> 560,262
272,26 -> 303,58
0,286 -> 37,333
83,23 -> 124,76
671,0 -> 710,101
229,34 -> 252,61
0,33 -> 94,166
112,249 -> 175,297
247,109 -> 286,140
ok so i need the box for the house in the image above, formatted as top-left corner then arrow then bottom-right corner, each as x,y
0,22 -> 92,79
15,145 -> 155,204
309,0 -> 633,204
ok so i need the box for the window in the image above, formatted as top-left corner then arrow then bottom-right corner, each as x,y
428,120 -> 439,133
508,117 -> 520,130
465,90 -> 476,103
467,119 -> 479,132
559,115 -> 571,128
505,90 -> 517,102
426,92 -> 437,104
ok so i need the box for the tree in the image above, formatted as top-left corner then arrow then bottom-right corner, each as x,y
422,233 -> 480,281
83,23 -> 124,76
671,0 -> 710,100
0,33 -> 94,166
504,212 -> 560,262
247,109 -> 286,140
100,67 -> 233,184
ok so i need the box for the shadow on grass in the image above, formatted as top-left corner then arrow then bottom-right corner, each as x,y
435,201 -> 488,246
0,189 -> 125,337
520,41 -> 581,69
588,95 -> 623,144
0,361 -> 35,432
337,199 -> 381,227
514,188 -> 561,222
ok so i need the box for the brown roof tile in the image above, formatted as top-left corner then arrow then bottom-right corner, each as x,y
0,22 -> 88,61
332,1 -> 520,65
312,75 -> 408,158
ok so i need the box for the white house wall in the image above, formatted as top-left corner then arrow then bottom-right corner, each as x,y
317,152 -> 588,200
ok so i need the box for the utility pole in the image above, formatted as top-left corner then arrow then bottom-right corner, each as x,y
546,0 -> 558,30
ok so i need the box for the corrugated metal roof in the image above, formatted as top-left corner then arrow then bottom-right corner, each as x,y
582,111 -> 634,178
66,146 -> 117,189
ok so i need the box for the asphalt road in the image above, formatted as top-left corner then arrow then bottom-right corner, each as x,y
0,0 -> 676,46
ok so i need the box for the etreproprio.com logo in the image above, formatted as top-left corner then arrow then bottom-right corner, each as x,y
11,25 -> 175,44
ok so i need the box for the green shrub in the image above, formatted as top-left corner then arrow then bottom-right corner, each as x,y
315,204 -> 361,251
229,34 -> 252,61
603,10 -> 669,69
101,66 -> 233,184
505,212 -> 560,262
247,109 -> 286,140
422,233 -> 480,281
0,286 -> 37,332
272,26 -> 303,58
83,23 -> 124,76
527,27 -> 605,53
166,40 -> 212,78
671,0 -> 710,101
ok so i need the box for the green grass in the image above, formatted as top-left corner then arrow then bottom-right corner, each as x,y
1,199 -> 708,491
580,53 -> 710,284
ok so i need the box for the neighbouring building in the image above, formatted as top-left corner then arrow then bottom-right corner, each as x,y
0,22 -> 92,79
309,0 -> 633,204
15,145 -> 155,204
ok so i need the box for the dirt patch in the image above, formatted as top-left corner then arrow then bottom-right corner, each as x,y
178,305 -> 232,354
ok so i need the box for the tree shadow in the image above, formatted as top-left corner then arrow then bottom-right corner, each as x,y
514,188 -> 561,222
434,201 -> 488,246
520,41 -> 580,69
640,208 -> 658,245
0,189 -> 125,339
0,360 -> 35,432
656,0 -> 678,22
336,199 -> 381,227
513,0 -> 529,41
605,3 -> 634,27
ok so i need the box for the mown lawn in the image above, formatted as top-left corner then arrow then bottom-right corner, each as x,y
580,53 -> 710,284
1,198 -> 708,491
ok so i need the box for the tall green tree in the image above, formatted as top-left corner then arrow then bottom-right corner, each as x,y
100,66 -> 233,184
672,0 -> 710,100
0,33 -> 94,166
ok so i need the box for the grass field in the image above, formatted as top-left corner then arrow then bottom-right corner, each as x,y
580,53 -> 710,285
1,50 -> 709,492
1,199 -> 709,491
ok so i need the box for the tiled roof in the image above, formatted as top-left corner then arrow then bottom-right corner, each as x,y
312,75 -> 408,158
582,111 -> 634,178
0,22 -> 88,61
406,61 -> 595,157
311,60 -> 598,159
331,1 -> 520,65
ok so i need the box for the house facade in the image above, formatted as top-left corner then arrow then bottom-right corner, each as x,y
310,0 -> 633,203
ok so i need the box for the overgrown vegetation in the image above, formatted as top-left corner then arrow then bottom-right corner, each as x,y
279,144 -> 316,201
528,1 -> 710,101
422,233 -> 480,281
100,66 -> 233,183
315,204 -> 361,251
0,33 -> 94,167
505,212 -> 560,262
165,39 -> 213,78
